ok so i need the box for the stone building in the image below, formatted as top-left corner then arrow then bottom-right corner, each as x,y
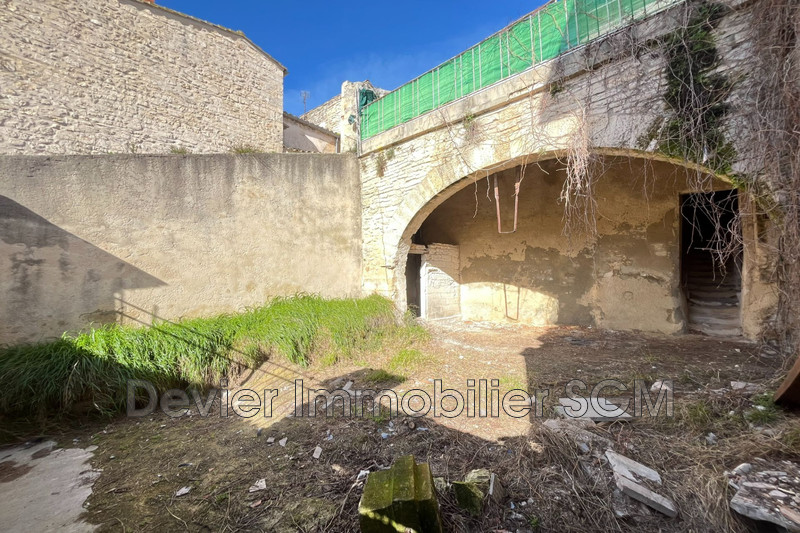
302,80 -> 387,153
0,0 -> 286,154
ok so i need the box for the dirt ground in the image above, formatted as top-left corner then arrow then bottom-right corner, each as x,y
13,321 -> 800,532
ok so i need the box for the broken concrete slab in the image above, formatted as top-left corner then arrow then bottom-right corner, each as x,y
731,381 -> 761,394
614,473 -> 677,518
726,460 -> 800,531
542,419 -> 614,450
358,455 -> 442,533
557,397 -> 634,422
605,450 -> 662,484
0,441 -> 99,532
611,488 -> 652,519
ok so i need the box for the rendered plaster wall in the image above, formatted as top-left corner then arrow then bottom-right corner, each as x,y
0,0 -> 285,154
417,158 -> 730,334
421,244 -> 461,319
283,115 -> 338,154
0,153 -> 361,345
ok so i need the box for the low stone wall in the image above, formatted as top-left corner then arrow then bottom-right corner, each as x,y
0,153 -> 362,345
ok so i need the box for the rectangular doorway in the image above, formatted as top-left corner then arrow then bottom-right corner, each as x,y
405,253 -> 422,317
680,190 -> 742,336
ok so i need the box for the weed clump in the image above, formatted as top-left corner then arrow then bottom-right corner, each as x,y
0,295 -> 398,417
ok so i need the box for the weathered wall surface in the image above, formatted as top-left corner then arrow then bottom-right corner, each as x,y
283,113 -> 338,154
0,0 -> 285,155
421,244 -> 461,319
357,0 -> 778,338
419,159 -> 689,333
0,154 -> 362,345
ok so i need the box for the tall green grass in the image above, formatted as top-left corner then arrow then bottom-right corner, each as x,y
0,295 -> 396,417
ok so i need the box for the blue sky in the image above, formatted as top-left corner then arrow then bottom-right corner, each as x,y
158,1 -> 544,115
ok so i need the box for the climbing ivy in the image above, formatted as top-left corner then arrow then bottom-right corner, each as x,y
649,1 -> 737,175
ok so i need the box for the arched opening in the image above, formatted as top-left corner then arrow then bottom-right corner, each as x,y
398,153 -> 746,336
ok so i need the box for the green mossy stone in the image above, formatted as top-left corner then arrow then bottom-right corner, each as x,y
452,481 -> 484,517
358,455 -> 443,533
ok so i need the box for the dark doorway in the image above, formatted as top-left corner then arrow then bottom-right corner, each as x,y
680,190 -> 742,336
405,253 -> 422,317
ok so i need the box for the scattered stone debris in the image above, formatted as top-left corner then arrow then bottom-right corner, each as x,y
731,381 -> 762,395
726,460 -> 800,531
556,397 -> 634,422
650,380 -> 673,393
266,437 -> 275,444
614,473 -> 677,518
605,451 -> 662,484
278,437 -> 288,447
358,455 -> 442,533
542,418 -> 614,450
605,450 -> 676,518
248,479 -> 267,493
175,486 -> 192,497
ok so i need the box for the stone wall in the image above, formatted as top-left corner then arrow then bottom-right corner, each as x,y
356,0 -> 778,339
0,153 -> 362,345
303,81 -> 387,152
0,0 -> 285,155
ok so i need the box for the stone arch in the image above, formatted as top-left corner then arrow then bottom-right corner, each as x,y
386,147 -> 758,334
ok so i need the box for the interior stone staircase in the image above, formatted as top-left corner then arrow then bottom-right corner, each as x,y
685,251 -> 742,337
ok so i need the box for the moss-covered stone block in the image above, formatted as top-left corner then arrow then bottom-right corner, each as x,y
359,455 -> 443,533
452,481 -> 484,516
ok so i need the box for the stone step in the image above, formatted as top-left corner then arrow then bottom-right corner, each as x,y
688,297 -> 739,307
689,325 -> 743,337
687,290 -> 740,299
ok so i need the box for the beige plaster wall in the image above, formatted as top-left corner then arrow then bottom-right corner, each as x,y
418,158 -> 728,334
0,153 -> 362,345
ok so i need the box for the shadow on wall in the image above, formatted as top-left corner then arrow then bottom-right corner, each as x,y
417,165 -> 596,327
0,196 -> 165,345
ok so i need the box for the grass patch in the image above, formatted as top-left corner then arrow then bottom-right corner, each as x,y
0,295 -> 398,417
498,374 -> 526,391
746,393 -> 780,425
387,348 -> 432,373
364,369 -> 406,385
680,399 -> 714,430
230,144 -> 262,154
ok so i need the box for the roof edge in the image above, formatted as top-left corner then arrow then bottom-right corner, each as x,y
128,0 -> 288,75
283,112 -> 339,138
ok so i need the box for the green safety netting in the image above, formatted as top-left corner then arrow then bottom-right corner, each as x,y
361,0 -> 681,140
